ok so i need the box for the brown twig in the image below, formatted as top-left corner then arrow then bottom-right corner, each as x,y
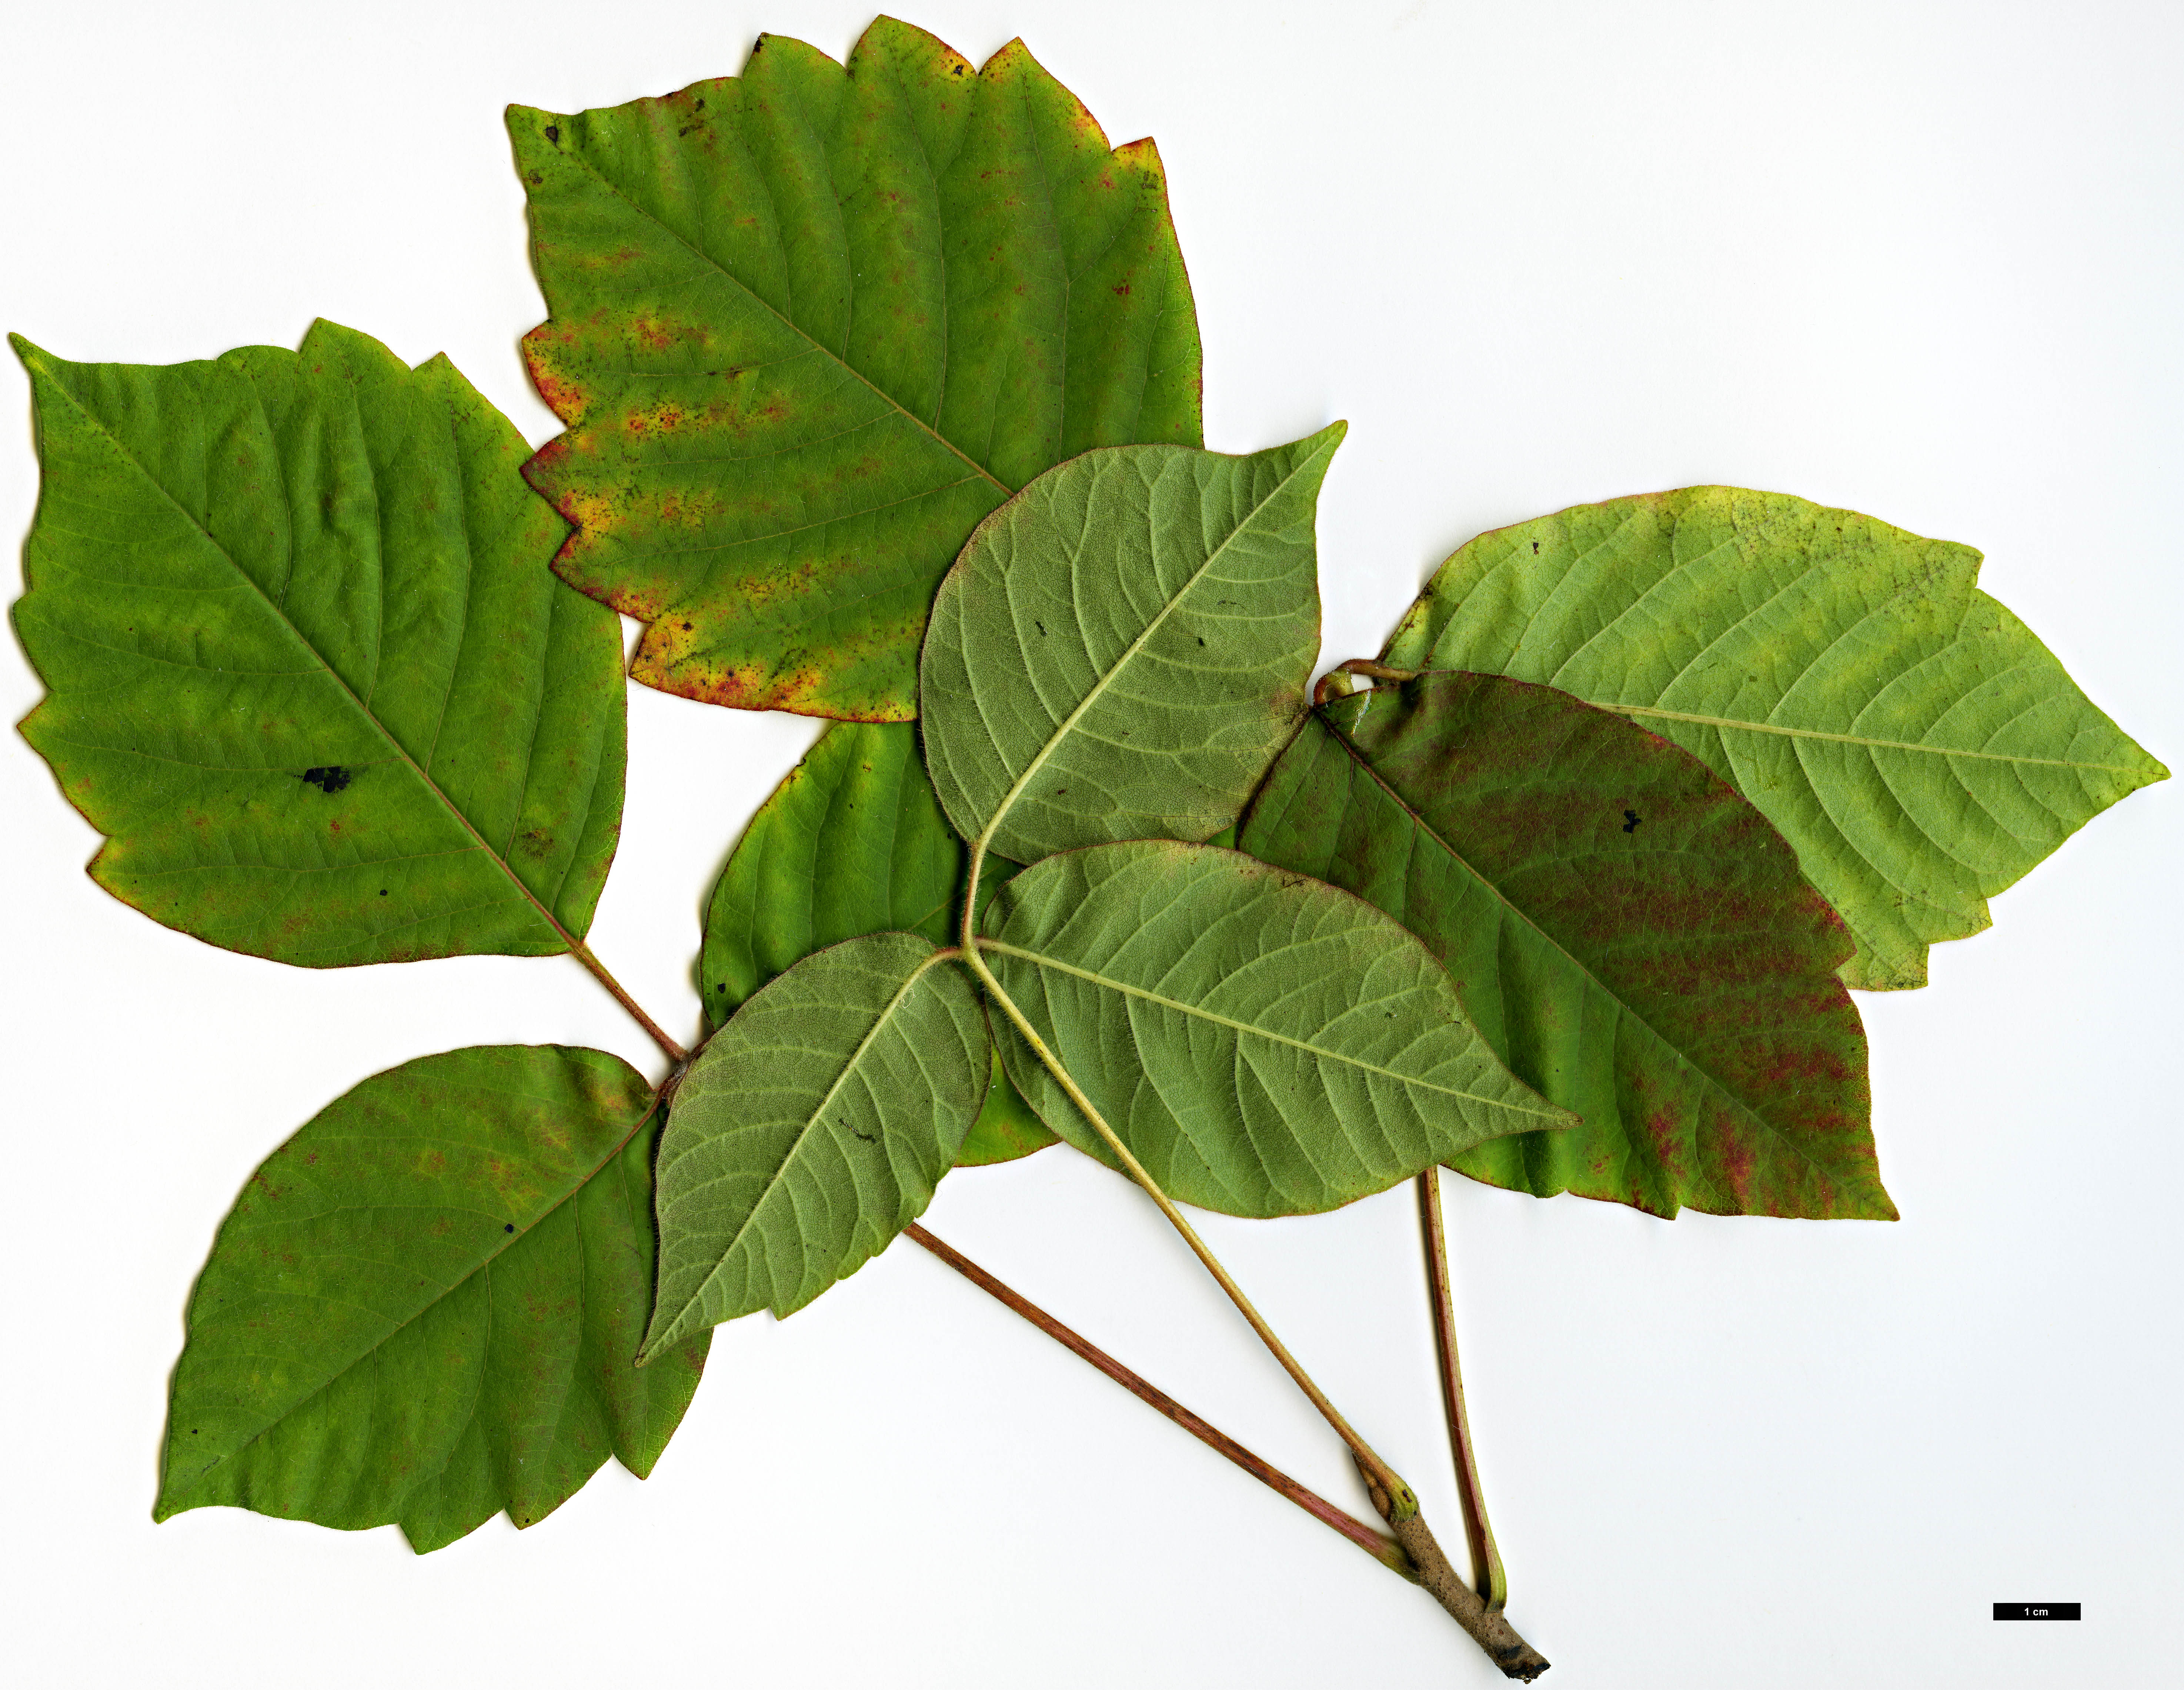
1357,1458 -> 1551,1681
902,1221 -> 1412,1580
1419,1168 -> 1508,1608
1314,658 -> 1418,708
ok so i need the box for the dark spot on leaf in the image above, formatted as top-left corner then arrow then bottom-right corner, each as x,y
504,1223 -> 515,1233
544,124 -> 559,143
1198,636 -> 1206,646
1533,540 -> 1540,553
952,64 -> 964,75
1035,620 -> 1048,636
682,621 -> 692,630
299,766 -> 352,794
378,889 -> 388,897
1623,810 -> 1642,833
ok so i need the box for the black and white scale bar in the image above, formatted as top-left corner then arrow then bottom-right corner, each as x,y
1992,1603 -> 2080,1621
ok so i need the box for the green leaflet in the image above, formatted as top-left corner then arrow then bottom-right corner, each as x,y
644,933 -> 990,1356
11,321 -> 624,967
978,841 -> 1573,1218
700,719 -> 1054,1164
1241,672 -> 1887,1220
1382,489 -> 2169,989
157,1046 -> 705,1554
511,18 -> 1203,721
921,427 -> 1343,866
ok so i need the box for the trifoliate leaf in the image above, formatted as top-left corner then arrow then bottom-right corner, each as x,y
157,1046 -> 704,1553
645,933 -> 989,1355
1242,672 -> 1887,1219
700,719 -> 1053,1164
1381,489 -> 2169,988
511,19 -> 1203,721
977,841 -> 1572,1218
921,427 -> 1342,865
11,321 -> 624,966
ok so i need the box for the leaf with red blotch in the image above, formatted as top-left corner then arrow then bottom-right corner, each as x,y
509,18 -> 1203,721
1241,671 -> 1890,1220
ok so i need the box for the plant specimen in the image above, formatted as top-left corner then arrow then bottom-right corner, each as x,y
11,18 -> 2165,1680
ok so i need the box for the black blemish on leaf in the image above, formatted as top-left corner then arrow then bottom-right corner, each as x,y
1197,636 -> 1206,646
1623,810 -> 1642,833
682,621 -> 692,630
299,766 -> 352,794
1035,620 -> 1048,636
544,124 -> 559,143
1533,540 -> 1540,554
378,889 -> 388,897
953,64 -> 965,76
504,1223 -> 515,1233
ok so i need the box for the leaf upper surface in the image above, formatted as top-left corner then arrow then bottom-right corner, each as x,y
1382,489 -> 2168,988
645,932 -> 990,1354
921,427 -> 1342,864
1242,672 -> 1887,1219
157,1046 -> 705,1554
700,718 -> 1053,1161
511,19 -> 1203,720
11,322 -> 624,966
979,841 -> 1572,1218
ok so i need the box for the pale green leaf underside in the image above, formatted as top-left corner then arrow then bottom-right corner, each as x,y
645,932 -> 989,1354
922,426 -> 1343,864
157,1046 -> 705,1554
699,719 -> 1054,1163
980,841 -> 1571,1218
11,321 -> 624,967
511,18 -> 1202,720
1383,487 -> 2169,988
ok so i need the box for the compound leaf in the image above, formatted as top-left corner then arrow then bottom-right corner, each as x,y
1242,672 -> 1887,1219
922,427 -> 1342,865
645,932 -> 989,1355
1382,489 -> 2168,988
11,321 -> 624,967
511,18 -> 1202,721
157,1046 -> 705,1554
701,718 -> 1053,1162
978,841 -> 1572,1218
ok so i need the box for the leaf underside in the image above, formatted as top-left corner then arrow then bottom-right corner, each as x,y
981,841 -> 1572,1219
1242,672 -> 1888,1219
701,718 -> 1053,1163
921,427 -> 1343,865
1382,488 -> 2168,989
646,932 -> 990,1355
11,321 -> 624,967
157,1047 -> 706,1554
511,17 -> 1203,721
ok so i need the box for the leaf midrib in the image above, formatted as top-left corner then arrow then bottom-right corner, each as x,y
1321,706 -> 1854,1192
1609,701 -> 2151,773
34,358 -> 586,956
975,435 -> 1340,858
976,936 -> 1567,1123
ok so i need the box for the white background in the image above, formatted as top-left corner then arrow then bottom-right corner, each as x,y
2,3 -> 2177,1685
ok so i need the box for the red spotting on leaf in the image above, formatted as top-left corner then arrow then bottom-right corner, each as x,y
1240,670 -> 1890,1221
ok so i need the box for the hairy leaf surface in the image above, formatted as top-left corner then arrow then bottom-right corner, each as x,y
922,427 -> 1342,864
978,841 -> 1572,1218
1242,673 -> 1886,1219
11,322 -> 624,966
701,719 -> 1052,1161
157,1046 -> 704,1553
1382,489 -> 2168,988
511,18 -> 1202,720
645,933 -> 989,1355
